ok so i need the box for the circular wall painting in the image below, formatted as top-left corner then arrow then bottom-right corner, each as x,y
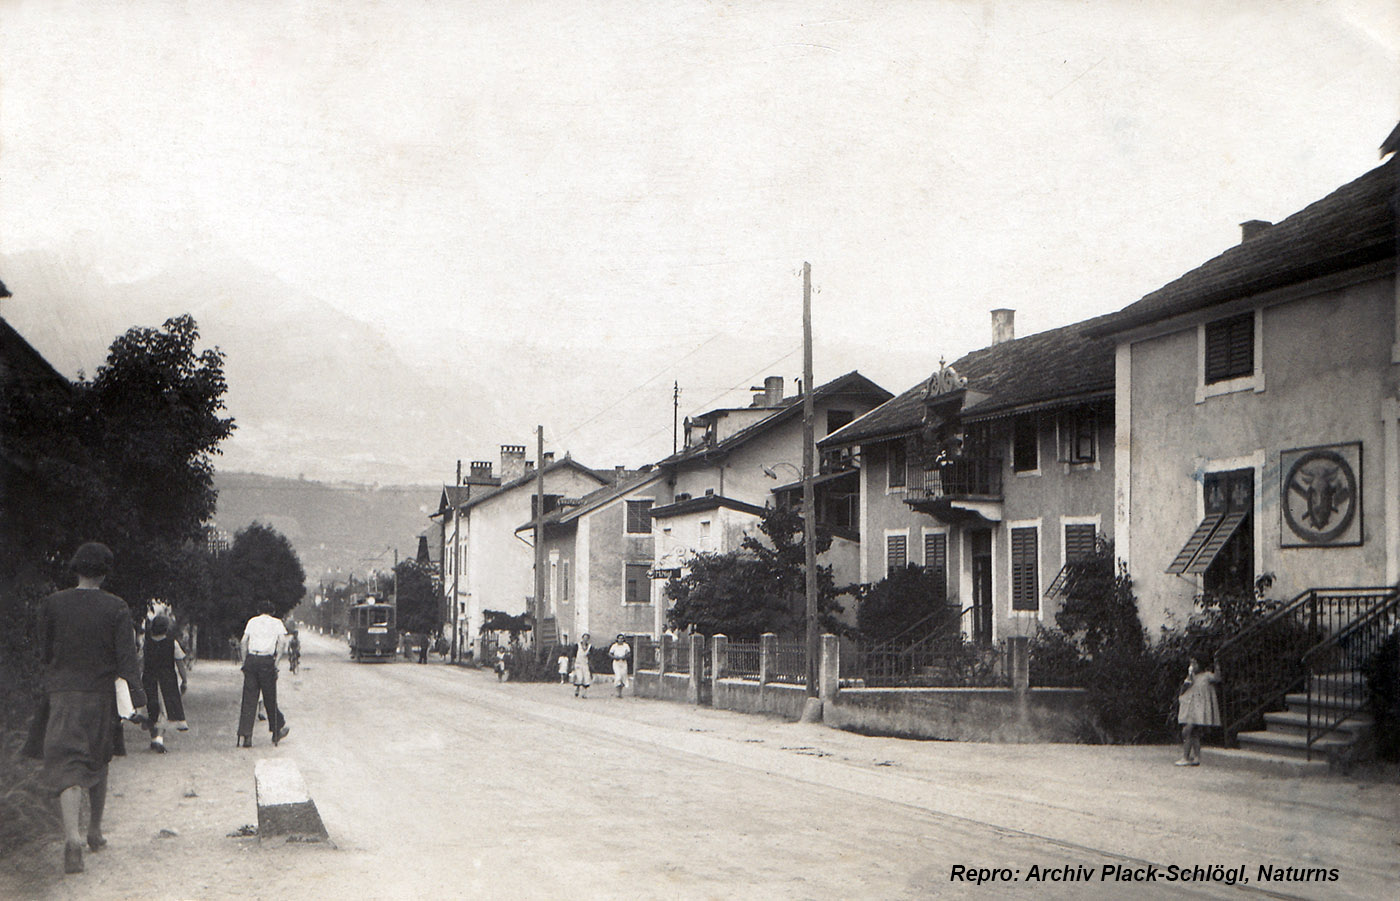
1282,449 -> 1357,544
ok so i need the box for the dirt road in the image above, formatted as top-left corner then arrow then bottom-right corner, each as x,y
4,631 -> 1396,900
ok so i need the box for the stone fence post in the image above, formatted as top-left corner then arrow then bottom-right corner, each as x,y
759,633 -> 775,686
1008,635 -> 1030,694
712,634 -> 727,685
660,633 -> 671,677
687,633 -> 703,704
819,634 -> 840,706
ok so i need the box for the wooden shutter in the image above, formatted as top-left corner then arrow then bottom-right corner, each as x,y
1204,313 -> 1254,383
1064,524 -> 1096,562
625,564 -> 650,604
886,534 -> 907,573
924,532 -> 947,604
1011,527 -> 1038,611
626,500 -> 652,534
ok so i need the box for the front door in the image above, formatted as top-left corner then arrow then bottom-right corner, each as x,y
970,529 -> 993,644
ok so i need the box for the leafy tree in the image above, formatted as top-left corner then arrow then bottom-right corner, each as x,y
480,609 -> 532,640
1052,539 -> 1144,658
394,558 -> 442,636
854,564 -> 957,642
212,523 -> 305,639
665,506 -> 845,640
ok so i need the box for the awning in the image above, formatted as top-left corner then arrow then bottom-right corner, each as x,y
1165,510 -> 1248,575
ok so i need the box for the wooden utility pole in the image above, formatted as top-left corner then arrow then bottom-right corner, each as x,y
802,261 -> 819,698
672,381 -> 680,455
534,425 -> 547,659
451,461 -> 462,663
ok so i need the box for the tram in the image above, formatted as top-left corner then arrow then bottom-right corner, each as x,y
348,600 -> 397,662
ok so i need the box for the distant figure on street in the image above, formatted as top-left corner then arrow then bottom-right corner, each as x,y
1176,657 -> 1221,766
140,614 -> 189,753
572,634 -> 593,698
609,634 -> 631,698
418,632 -> 429,664
287,624 -> 301,674
237,600 -> 289,748
36,542 -> 147,875
494,645 -> 510,682
557,649 -> 570,684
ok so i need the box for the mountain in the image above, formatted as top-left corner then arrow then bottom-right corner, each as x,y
212,471 -> 440,589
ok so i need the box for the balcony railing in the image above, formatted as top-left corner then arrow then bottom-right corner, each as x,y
913,457 -> 1003,500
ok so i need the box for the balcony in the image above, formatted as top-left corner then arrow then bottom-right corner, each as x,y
905,457 -> 1003,524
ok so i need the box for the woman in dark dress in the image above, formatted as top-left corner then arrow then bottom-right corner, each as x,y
37,542 -> 146,874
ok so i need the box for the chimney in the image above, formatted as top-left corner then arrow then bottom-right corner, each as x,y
456,459 -> 462,486
764,376 -> 784,406
750,390 -> 766,408
542,451 -> 555,467
614,465 -> 627,483
991,309 -> 1015,346
469,460 -> 493,480
1240,219 -> 1273,242
500,444 -> 527,482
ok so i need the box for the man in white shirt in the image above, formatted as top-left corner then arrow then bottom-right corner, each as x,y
236,600 -> 289,748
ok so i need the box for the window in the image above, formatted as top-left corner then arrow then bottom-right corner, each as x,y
1166,468 -> 1254,597
625,499 -> 653,534
561,561 -> 570,601
827,409 -> 854,435
624,563 -> 651,604
699,519 -> 712,550
886,534 -> 908,574
1010,526 -> 1039,611
1012,416 -> 1038,473
888,441 -> 908,489
1204,313 -> 1254,384
1057,410 -> 1096,464
923,532 -> 948,605
1064,523 -> 1096,562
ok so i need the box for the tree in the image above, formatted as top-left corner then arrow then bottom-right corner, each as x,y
854,564 -> 957,642
213,523 -> 305,639
480,610 -> 532,641
665,506 -> 845,640
394,558 -> 442,635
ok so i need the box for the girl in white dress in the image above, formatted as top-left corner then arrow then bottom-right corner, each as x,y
1176,657 -> 1221,766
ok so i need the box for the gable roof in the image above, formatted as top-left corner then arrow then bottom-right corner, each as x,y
821,316 -> 1116,447
516,469 -> 667,533
657,370 -> 891,467
433,457 -> 609,519
1090,157 -> 1397,337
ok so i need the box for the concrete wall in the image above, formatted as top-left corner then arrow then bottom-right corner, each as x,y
1124,273 -> 1398,633
633,671 -> 692,703
824,687 -> 1092,743
712,678 -> 810,719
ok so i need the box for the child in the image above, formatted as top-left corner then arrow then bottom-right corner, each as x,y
141,615 -> 189,752
1176,657 -> 1221,766
557,650 -> 570,684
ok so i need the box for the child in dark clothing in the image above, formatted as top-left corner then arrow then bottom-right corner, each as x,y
142,615 -> 189,752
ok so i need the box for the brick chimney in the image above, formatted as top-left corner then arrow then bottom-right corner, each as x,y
500,444 -> 527,482
542,451 -> 555,467
469,461 -> 493,480
1240,219 -> 1273,242
991,309 -> 1015,345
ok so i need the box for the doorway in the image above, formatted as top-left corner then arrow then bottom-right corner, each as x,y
970,529 -> 993,644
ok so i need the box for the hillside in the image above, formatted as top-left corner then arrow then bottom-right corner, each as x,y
211,471 -> 441,588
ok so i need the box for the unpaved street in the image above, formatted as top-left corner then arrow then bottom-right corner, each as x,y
4,631 -> 1396,900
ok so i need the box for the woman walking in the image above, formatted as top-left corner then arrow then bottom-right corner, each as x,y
572,634 -> 593,698
36,543 -> 147,874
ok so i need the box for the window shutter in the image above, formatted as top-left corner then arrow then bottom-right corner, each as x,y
924,532 -> 948,604
886,534 -> 907,573
1011,527 -> 1038,611
627,500 -> 652,534
1064,524 -> 1096,562
1205,313 -> 1254,383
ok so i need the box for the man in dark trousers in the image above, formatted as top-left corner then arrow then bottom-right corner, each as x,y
36,542 -> 147,875
236,600 -> 289,748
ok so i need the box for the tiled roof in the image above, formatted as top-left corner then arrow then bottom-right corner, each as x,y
657,371 -> 891,466
516,470 -> 667,532
822,316 -> 1116,446
459,457 -> 610,514
1090,157 -> 1397,336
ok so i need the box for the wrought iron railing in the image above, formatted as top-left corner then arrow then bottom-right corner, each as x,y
724,640 -> 762,680
855,607 -> 1006,687
768,640 -> 807,685
665,637 -> 691,674
1300,587 -> 1400,759
1216,586 -> 1396,745
913,457 -> 1003,499
634,635 -> 659,671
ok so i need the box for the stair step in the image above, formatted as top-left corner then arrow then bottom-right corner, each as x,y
1262,710 -> 1373,738
1284,692 -> 1367,715
1236,730 -> 1352,760
1198,747 -> 1331,778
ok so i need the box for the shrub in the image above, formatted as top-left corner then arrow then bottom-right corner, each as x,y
1364,634 -> 1400,762
854,564 -> 957,643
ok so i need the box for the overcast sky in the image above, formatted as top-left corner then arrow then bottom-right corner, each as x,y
2,1 -> 1397,486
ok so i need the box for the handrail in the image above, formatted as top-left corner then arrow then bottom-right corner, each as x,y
1214,587 -> 1314,660
866,606 -> 958,649
1299,586 -> 1400,759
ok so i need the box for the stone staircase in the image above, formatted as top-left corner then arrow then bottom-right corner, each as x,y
1206,672 -> 1372,775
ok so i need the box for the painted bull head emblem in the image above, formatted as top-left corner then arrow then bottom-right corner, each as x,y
1290,460 -> 1348,529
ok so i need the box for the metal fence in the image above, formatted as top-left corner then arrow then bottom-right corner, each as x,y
633,635 -> 659,671
724,640 -> 762,680
768,640 -> 807,685
664,637 -> 691,674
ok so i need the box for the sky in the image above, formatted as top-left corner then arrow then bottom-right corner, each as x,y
2,0 -> 1397,486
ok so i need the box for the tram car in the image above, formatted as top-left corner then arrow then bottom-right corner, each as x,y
348,600 -> 397,662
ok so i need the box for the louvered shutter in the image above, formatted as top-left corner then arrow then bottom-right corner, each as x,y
924,533 -> 948,604
1011,527 -> 1039,611
1204,313 -> 1254,383
886,535 -> 907,573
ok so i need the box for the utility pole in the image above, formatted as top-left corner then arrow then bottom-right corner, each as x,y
672,381 -> 680,455
802,261 -> 820,707
534,424 -> 547,660
392,547 -> 399,607
451,460 -> 462,663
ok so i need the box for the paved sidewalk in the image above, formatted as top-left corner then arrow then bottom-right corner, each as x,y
475,665 -> 1400,900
